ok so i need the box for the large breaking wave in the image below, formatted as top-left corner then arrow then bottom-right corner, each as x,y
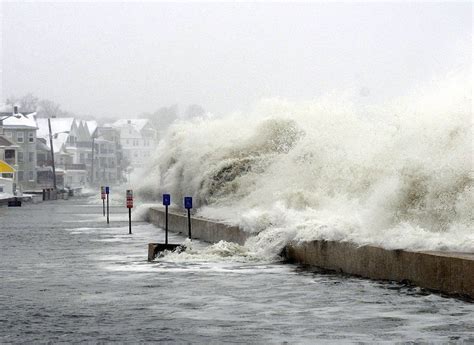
136,71 -> 473,254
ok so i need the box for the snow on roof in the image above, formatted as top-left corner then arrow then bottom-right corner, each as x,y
2,112 -> 37,129
36,117 -> 75,153
112,119 -> 149,132
36,117 -> 75,138
86,120 -> 98,136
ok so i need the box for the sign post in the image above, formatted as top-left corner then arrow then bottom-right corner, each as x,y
100,186 -> 106,216
184,196 -> 192,239
126,189 -> 133,234
105,186 -> 110,224
163,194 -> 171,244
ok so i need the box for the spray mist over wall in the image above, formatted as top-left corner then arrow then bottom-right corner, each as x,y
135,70 -> 473,255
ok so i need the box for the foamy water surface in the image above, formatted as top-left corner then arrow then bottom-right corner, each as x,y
1,199 -> 473,342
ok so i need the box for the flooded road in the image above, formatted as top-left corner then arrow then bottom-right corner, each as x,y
1,198 -> 473,343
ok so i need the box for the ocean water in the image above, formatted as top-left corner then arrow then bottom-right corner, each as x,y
1,199 -> 473,343
135,71 -> 473,256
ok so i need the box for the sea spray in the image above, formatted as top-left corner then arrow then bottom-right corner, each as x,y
136,71 -> 473,254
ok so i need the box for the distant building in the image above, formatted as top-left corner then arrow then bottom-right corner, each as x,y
36,138 -> 54,188
0,161 -> 15,196
0,137 -> 18,195
1,112 -> 38,191
112,119 -> 156,170
36,117 -> 88,189
91,125 -> 123,185
0,136 -> 18,174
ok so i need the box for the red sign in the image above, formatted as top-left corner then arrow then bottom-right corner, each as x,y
126,189 -> 133,208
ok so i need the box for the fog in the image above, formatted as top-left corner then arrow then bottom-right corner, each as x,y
1,2 -> 471,118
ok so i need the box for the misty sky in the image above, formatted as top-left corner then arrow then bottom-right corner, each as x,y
1,2 -> 471,118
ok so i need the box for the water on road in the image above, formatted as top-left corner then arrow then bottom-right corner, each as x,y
1,198 -> 473,343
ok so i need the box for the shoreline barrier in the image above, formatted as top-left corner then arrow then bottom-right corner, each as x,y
147,207 -> 474,299
147,207 -> 249,245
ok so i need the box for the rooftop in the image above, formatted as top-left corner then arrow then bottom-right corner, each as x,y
112,119 -> 149,132
0,136 -> 17,147
1,112 -> 37,129
36,118 -> 75,153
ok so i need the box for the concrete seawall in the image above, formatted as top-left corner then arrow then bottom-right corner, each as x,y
147,207 -> 474,299
284,241 -> 474,299
148,207 -> 249,245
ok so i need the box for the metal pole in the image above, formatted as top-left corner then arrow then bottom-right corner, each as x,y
91,136 -> 95,185
187,208 -> 191,239
129,208 -> 132,234
165,205 -> 169,244
102,199 -> 105,216
47,118 -> 57,190
106,193 -> 109,224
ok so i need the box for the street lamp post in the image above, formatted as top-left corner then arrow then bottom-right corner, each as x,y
90,131 -> 97,185
47,118 -> 57,190
46,118 -> 69,191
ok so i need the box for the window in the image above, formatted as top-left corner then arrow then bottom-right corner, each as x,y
28,171 -> 34,181
0,185 -> 4,193
28,152 -> 34,163
4,150 -> 15,163
5,131 -> 12,138
28,132 -> 35,143
18,171 -> 24,181
17,132 -> 24,143
17,152 -> 24,163
126,139 -> 130,145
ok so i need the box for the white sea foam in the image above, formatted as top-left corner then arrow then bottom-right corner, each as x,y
157,239 -> 269,263
135,70 -> 473,255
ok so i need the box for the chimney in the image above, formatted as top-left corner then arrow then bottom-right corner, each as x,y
13,105 -> 18,114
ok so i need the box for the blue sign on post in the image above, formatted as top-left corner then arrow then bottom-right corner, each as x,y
163,194 -> 171,206
105,186 -> 110,194
184,197 -> 192,209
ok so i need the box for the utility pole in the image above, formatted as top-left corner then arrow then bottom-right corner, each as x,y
90,135 -> 95,184
47,117 -> 57,190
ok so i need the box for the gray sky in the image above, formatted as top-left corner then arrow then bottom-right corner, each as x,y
1,1 -> 471,118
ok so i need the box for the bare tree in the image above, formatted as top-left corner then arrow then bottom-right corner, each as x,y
144,104 -> 179,132
37,99 -> 64,118
6,93 -> 39,112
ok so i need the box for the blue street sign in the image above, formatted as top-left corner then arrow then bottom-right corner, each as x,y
184,196 -> 192,209
105,186 -> 110,194
163,194 -> 171,206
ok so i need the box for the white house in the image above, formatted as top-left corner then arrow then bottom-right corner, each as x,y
111,119 -> 156,169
